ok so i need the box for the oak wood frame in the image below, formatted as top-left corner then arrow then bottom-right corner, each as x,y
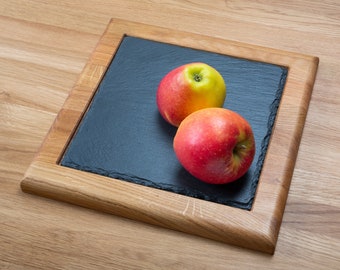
21,19 -> 319,254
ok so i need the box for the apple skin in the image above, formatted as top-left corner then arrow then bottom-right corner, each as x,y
156,62 -> 226,127
173,108 -> 255,184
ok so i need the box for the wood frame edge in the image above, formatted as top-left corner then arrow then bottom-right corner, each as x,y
21,161 -> 276,254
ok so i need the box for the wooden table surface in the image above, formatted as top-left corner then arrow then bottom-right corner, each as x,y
1,1 -> 339,269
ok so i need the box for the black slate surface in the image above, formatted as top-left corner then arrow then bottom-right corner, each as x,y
60,36 -> 288,210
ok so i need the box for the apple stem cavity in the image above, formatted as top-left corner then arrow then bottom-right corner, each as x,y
193,73 -> 202,82
233,143 -> 247,156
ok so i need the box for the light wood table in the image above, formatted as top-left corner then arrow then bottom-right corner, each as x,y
1,1 -> 339,269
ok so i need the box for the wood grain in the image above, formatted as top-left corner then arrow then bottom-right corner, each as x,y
20,19 -> 318,254
1,0 -> 340,268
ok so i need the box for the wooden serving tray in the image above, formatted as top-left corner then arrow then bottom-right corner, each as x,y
21,19 -> 318,254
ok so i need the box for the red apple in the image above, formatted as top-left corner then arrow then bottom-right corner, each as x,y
156,62 -> 226,127
173,108 -> 255,184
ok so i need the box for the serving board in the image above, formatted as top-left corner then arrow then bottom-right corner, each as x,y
21,18 -> 319,254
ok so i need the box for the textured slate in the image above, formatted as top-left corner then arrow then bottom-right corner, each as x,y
60,36 -> 288,210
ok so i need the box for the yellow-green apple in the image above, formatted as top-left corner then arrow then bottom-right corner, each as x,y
156,62 -> 226,127
173,108 -> 255,184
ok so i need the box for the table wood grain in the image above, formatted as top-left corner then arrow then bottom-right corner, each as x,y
1,1 -> 339,269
